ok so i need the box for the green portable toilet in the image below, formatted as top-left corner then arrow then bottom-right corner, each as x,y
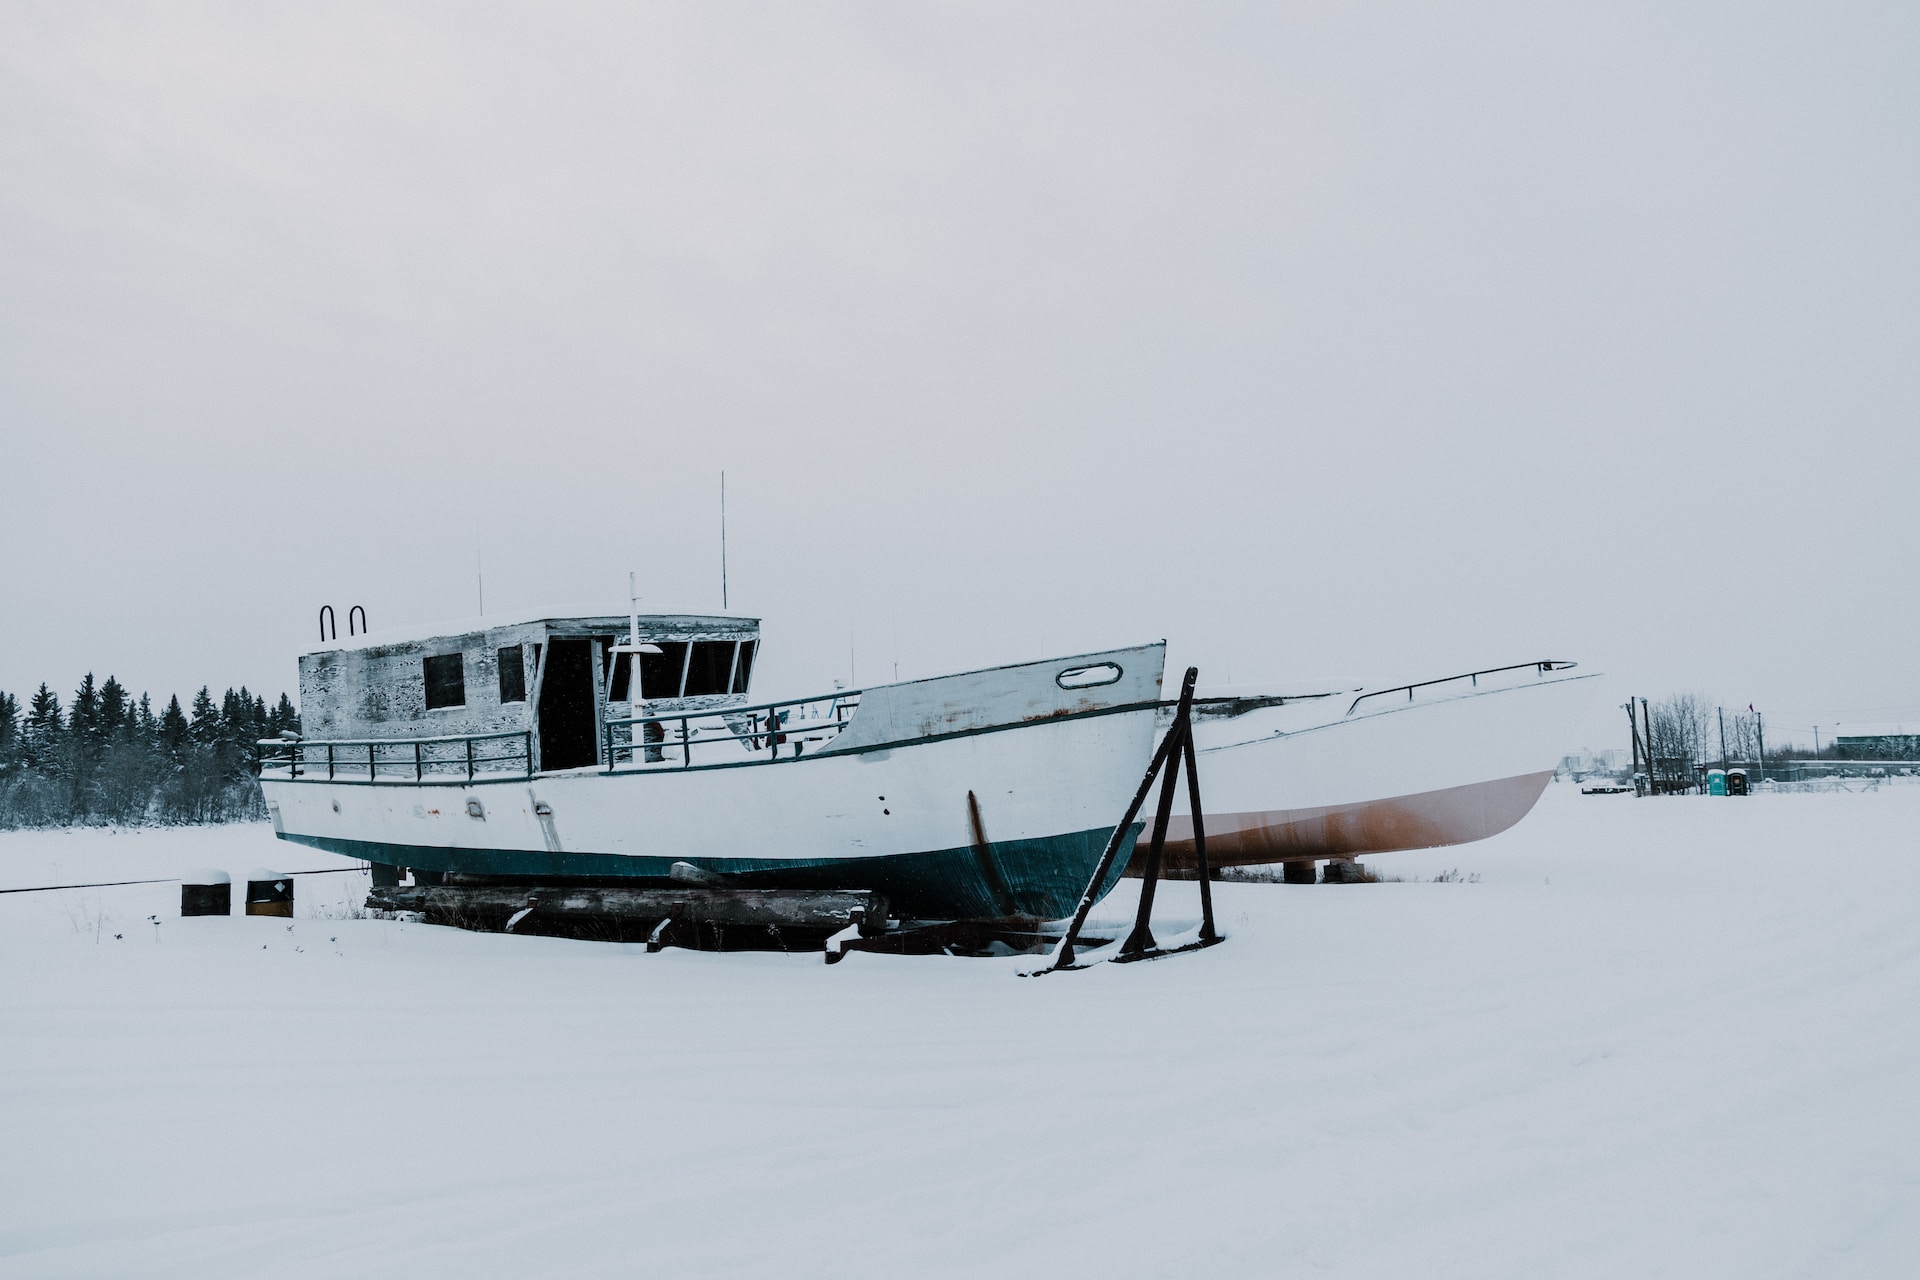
1707,769 -> 1727,796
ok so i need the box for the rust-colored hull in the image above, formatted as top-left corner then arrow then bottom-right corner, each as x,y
1132,770 -> 1554,872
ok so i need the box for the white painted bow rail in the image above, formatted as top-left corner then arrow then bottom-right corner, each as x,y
257,730 -> 536,784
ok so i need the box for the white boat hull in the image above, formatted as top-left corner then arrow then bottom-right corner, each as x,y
1149,667 -> 1599,868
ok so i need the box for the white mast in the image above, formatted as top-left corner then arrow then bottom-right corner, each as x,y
616,571 -> 661,706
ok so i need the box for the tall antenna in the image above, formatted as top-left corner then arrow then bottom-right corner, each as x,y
720,470 -> 729,610
477,549 -> 485,616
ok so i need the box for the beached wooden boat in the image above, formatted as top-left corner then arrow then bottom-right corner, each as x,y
258,610 -> 1165,920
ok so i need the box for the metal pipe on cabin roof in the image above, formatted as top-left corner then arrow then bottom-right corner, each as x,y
629,571 -> 640,652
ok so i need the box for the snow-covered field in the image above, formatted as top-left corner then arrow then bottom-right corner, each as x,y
4,784 -> 1917,1278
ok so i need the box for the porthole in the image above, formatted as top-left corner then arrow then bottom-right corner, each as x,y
1056,662 -> 1123,690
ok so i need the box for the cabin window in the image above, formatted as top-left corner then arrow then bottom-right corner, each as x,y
607,650 -> 632,702
732,639 -> 756,694
639,641 -> 688,699
684,641 -> 736,697
424,654 -> 466,709
498,646 -> 526,703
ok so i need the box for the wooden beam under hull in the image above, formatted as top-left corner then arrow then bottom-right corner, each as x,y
369,883 -> 884,930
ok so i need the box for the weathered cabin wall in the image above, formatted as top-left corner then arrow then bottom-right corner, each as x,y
299,621 -> 548,742
296,614 -> 761,743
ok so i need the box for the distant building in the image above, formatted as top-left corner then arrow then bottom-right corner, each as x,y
1558,748 -> 1629,779
1832,724 -> 1920,759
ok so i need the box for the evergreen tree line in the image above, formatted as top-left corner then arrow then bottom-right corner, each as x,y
0,674 -> 298,827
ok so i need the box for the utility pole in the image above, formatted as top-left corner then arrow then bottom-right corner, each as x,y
1814,724 -> 1821,757
1641,697 -> 1655,793
1718,706 -> 1727,767
1754,711 -> 1766,783
1625,700 -> 1643,788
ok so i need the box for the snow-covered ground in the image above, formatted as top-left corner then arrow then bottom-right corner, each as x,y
3,783 -> 1917,1278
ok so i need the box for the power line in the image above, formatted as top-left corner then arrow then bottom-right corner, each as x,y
0,866 -> 366,895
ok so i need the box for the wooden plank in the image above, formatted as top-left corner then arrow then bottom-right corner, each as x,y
368,884 -> 884,929
828,919 -> 1098,960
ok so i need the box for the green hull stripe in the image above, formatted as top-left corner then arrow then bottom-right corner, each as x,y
277,824 -> 1144,921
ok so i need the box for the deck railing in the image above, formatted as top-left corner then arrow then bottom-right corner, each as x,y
603,690 -> 862,772
257,729 -> 535,783
1346,660 -> 1579,716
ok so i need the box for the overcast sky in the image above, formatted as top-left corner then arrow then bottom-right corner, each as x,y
3,2 -> 1916,748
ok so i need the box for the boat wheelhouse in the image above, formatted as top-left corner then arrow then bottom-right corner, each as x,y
292,609 -> 761,777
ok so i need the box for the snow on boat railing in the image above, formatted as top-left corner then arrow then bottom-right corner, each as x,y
257,730 -> 535,782
1346,660 -> 1580,716
603,690 -> 862,772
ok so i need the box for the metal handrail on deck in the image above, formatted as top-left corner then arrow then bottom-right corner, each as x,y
1346,661 -> 1579,716
603,690 -> 862,772
256,729 -> 536,783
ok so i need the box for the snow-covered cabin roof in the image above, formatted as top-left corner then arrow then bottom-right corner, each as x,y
307,606 -> 759,655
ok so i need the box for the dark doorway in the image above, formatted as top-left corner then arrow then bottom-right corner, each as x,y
537,637 -> 599,771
